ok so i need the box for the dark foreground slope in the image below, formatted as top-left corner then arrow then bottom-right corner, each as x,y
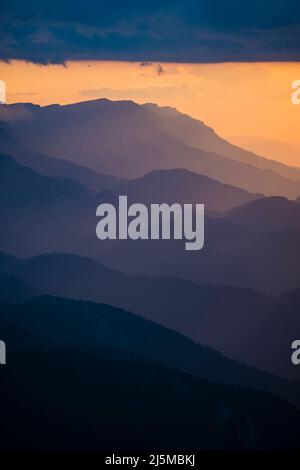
1,296 -> 299,411
1,347 -> 300,450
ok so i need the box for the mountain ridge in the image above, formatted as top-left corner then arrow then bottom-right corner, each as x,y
1,294 -> 300,410
1,99 -> 300,198
144,103 -> 300,181
0,123 -> 120,191
2,250 -> 299,380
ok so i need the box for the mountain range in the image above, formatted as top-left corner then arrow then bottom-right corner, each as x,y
0,152 -> 259,257
0,251 -> 299,381
1,151 -> 300,294
0,296 -> 299,438
0,123 -> 119,192
1,97 -> 300,451
2,341 -> 299,449
1,99 -> 300,198
146,104 -> 300,181
226,196 -> 300,232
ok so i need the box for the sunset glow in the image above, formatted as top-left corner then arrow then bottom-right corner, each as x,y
1,60 -> 300,166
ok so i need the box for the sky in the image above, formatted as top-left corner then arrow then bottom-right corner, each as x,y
0,1 -> 300,166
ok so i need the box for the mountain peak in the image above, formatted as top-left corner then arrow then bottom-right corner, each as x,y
226,196 -> 300,232
2,97 -> 300,196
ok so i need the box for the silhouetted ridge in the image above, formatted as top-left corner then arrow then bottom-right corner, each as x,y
2,99 -> 300,197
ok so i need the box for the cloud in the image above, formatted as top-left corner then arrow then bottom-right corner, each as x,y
139,62 -> 165,76
1,1 -> 300,63
140,62 -> 153,68
9,91 -> 38,97
156,64 -> 165,75
79,84 -> 195,101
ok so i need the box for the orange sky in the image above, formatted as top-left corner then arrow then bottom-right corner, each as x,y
0,60 -> 300,166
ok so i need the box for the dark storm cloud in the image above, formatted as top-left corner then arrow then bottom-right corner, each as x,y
1,0 -> 300,63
